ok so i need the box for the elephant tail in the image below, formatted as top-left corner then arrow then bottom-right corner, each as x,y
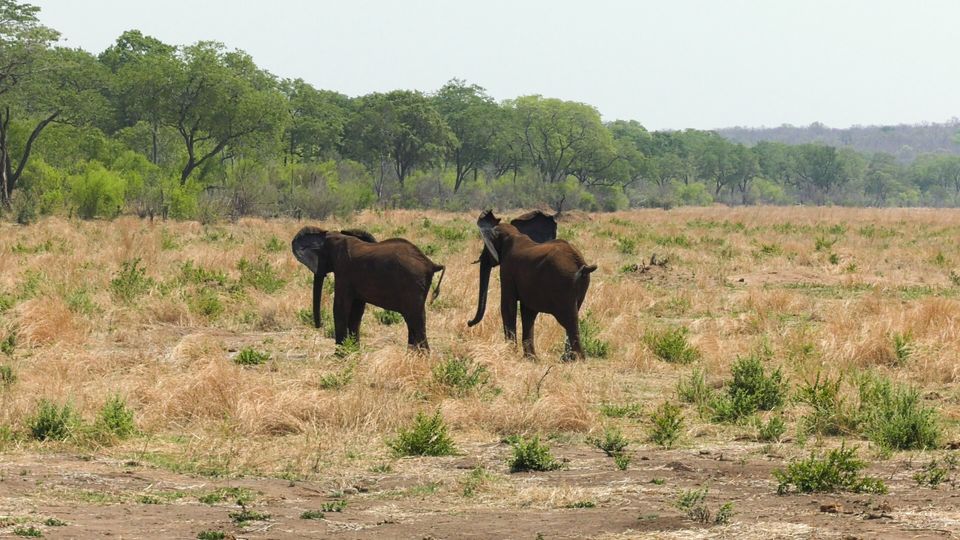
575,264 -> 598,281
430,264 -> 446,303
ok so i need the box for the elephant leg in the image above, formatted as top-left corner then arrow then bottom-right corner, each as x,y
403,308 -> 429,351
347,299 -> 365,343
520,304 -> 538,357
332,289 -> 352,345
556,309 -> 584,361
500,290 -> 518,344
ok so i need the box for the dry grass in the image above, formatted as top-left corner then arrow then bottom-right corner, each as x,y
1,206 -> 959,484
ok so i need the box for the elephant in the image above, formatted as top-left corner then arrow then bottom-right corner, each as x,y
291,226 -> 445,350
467,210 -> 557,327
469,210 -> 597,359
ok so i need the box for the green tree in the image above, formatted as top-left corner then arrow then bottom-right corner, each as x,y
864,152 -> 901,206
433,79 -> 499,192
282,78 -> 349,163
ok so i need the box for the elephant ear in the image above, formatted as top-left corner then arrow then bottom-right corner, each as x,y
291,227 -> 327,273
511,210 -> 557,243
478,224 -> 499,262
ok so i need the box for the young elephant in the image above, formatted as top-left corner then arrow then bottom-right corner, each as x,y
472,212 -> 597,359
292,227 -> 445,349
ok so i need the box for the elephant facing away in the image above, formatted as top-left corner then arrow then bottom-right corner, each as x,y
471,211 -> 596,359
292,227 -> 445,349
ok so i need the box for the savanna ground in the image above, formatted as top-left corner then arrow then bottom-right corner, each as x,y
1,207 -> 960,539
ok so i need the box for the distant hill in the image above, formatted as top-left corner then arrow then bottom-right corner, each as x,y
716,120 -> 960,161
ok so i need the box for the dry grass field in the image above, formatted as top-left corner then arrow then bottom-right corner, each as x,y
1,207 -> 960,539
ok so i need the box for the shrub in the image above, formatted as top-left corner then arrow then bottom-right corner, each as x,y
229,508 -> 270,524
856,373 -> 941,451
68,161 -> 126,219
234,347 -> 270,366
237,257 -> 285,293
508,436 -> 562,472
375,309 -> 403,325
796,372 -> 854,436
432,356 -> 491,396
300,510 -> 324,520
461,466 -> 493,497
674,488 -> 734,524
197,532 -> 226,540
12,526 -> 43,537
579,311 -> 610,358
774,443 -> 887,495
616,236 -> 636,255
66,288 -> 97,315
599,402 -> 644,419
334,335 -> 360,358
648,401 -> 683,448
28,400 -> 79,441
891,332 -> 913,366
711,353 -> 787,423
613,453 -> 631,470
755,415 -> 787,442
319,499 -> 346,512
179,260 -> 229,287
913,455 -> 957,488
198,487 -> 254,505
0,364 -> 15,386
95,395 -> 137,439
676,368 -> 712,410
644,327 -> 699,364
264,236 -> 284,252
110,259 -> 153,303
388,411 -> 457,457
1,333 -> 14,356
589,427 -> 629,457
318,365 -> 354,390
188,288 -> 224,319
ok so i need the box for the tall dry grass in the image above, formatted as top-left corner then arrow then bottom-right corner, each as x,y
0,207 -> 959,476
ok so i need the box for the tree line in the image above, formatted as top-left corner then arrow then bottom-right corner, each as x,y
2,0 -> 960,223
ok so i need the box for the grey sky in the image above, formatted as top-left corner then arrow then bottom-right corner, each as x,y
33,0 -> 960,130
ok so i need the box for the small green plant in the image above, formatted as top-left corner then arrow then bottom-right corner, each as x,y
648,401 -> 683,448
599,402 -> 644,419
616,236 -> 636,255
755,415 -> 786,442
913,454 -> 956,488
774,443 -> 887,494
650,478 -> 666,485
432,356 -> 491,396
110,258 -> 154,303
388,410 -> 457,457
796,371 -> 854,436
1,333 -> 15,356
318,365 -> 354,390
644,327 -> 699,364
950,270 -> 960,287
300,510 -> 325,520
375,309 -> 403,325
237,257 -> 285,293
188,288 -> 224,319
814,235 -> 837,251
856,373 -> 941,451
614,453 -> 631,470
159,228 -> 179,250
566,500 -> 596,508
12,526 -> 43,537
589,427 -> 628,457
95,395 -> 137,439
891,332 -> 913,366
334,335 -> 360,358
27,399 -> 79,441
828,253 -> 840,265
0,291 -> 14,313
674,488 -> 733,524
234,347 -> 270,366
42,518 -> 66,527
579,311 -> 610,358
198,487 -> 254,505
179,260 -> 229,287
710,353 -> 787,424
461,466 -> 493,497
676,368 -> 712,410
319,499 -> 347,512
229,507 -> 270,524
0,364 -> 15,386
66,288 -> 97,315
508,436 -> 562,472
264,236 -> 284,252
196,532 -> 226,540
932,251 -> 949,267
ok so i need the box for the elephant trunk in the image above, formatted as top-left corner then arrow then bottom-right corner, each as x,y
312,272 -> 325,328
467,250 -> 493,327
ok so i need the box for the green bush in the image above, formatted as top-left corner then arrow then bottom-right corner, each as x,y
318,365 -> 354,390
674,488 -> 734,524
0,364 -> 15,386
68,161 -> 126,219
12,526 -> 43,538
28,399 -> 79,441
755,415 -> 787,442
95,395 -> 137,439
1,334 -> 15,356
648,401 -> 683,448
432,356 -> 491,396
388,410 -> 457,457
676,368 -> 712,410
188,288 -> 224,319
375,309 -> 403,325
196,532 -> 226,540
110,259 -> 154,303
644,327 -> 699,364
579,311 -> 610,358
300,510 -> 325,520
234,347 -> 270,366
589,427 -> 628,457
710,353 -> 787,423
796,372 -> 854,436
913,455 -> 956,488
774,443 -> 887,495
508,436 -> 562,472
598,402 -> 644,419
856,373 -> 941,451
237,257 -> 285,293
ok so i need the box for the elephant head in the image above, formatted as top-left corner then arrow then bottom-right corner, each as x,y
467,210 -> 557,327
292,226 -> 333,329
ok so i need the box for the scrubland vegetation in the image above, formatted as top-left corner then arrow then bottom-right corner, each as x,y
1,207 -> 959,538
